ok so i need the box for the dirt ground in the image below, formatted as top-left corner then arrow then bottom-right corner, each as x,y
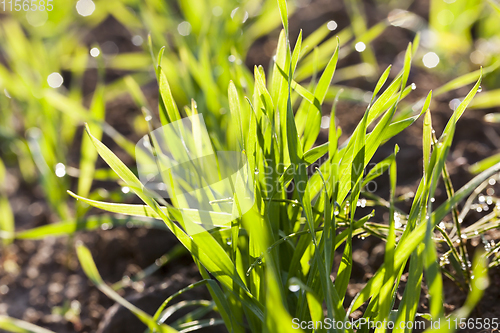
1,0 -> 500,332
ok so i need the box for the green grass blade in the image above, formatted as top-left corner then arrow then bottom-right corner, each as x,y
14,215 -> 167,240
469,152 -> 500,174
81,125 -> 264,321
157,66 -> 181,124
351,160 -> 500,312
229,81 -> 245,150
0,316 -> 55,333
76,244 -> 179,333
314,39 -> 340,106
434,63 -> 496,96
67,191 -> 233,228
291,30 -> 303,74
375,146 -> 398,332
393,243 -> 425,333
0,196 -> 14,245
276,0 -> 289,36
78,85 -> 105,200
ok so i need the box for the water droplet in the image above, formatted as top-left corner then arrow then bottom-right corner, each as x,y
478,86 -> 483,92
47,72 -> 64,88
121,186 -> 130,194
449,98 -> 461,111
177,21 -> 192,36
476,276 -> 489,290
76,0 -> 95,16
132,35 -> 143,46
489,178 -> 496,186
479,195 -> 485,203
461,234 -> 468,240
212,6 -> 223,16
101,41 -> 118,58
228,55 -> 236,63
355,42 -> 366,52
55,163 -> 66,178
289,283 -> 300,292
145,115 -> 153,122
437,9 -> 454,26
226,238 -> 232,246
423,52 -> 440,68
476,207 -> 483,213
254,168 -> 259,175
320,116 -> 330,129
327,20 -> 338,31
470,50 -> 485,65
430,197 -> 435,202
242,11 -> 249,23
0,285 -> 10,295
231,7 -> 239,19
90,47 -> 100,57
26,10 -> 48,27
388,9 -> 411,27
411,83 -> 417,90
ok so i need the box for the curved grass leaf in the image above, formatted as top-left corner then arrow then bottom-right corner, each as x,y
0,316 -> 55,333
76,244 -> 178,333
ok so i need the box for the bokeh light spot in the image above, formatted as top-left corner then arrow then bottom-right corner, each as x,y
76,0 -> 95,17
327,20 -> 338,31
355,42 -> 366,52
422,52 -> 440,68
47,73 -> 63,88
90,47 -> 100,57
177,21 -> 192,36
